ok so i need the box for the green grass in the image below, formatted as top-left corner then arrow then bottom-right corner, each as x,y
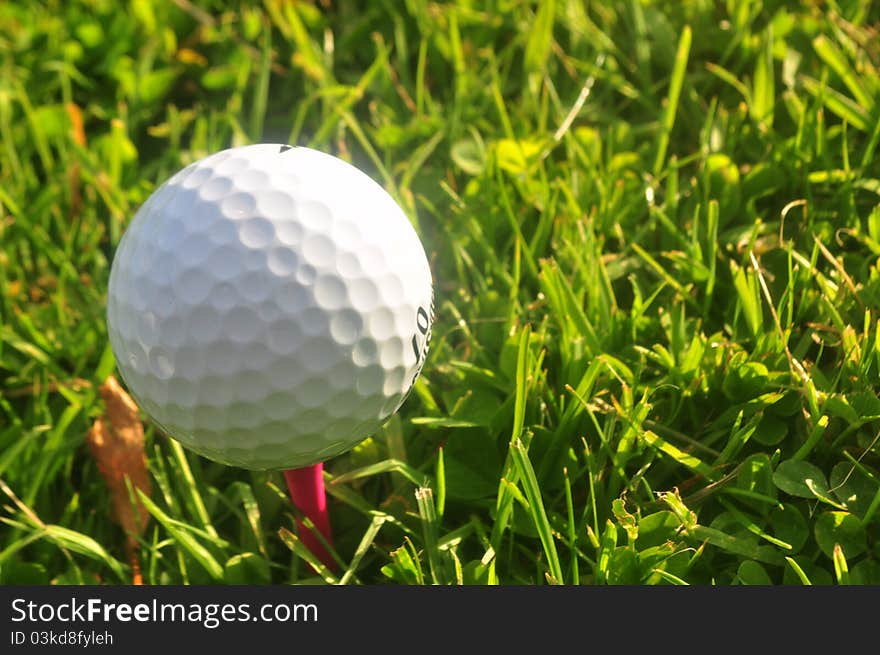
1,0 -> 880,585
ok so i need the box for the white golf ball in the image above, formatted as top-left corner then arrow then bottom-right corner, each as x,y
107,144 -> 433,470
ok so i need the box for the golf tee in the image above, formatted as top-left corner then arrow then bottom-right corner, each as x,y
283,464 -> 336,571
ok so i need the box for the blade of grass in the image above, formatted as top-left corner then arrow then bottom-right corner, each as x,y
137,490 -> 224,581
653,25 -> 691,176
490,325 -> 531,548
415,487 -> 445,585
510,438 -> 563,584
278,527 -> 338,584
338,515 -> 387,585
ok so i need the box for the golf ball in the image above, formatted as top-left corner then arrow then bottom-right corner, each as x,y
107,144 -> 433,470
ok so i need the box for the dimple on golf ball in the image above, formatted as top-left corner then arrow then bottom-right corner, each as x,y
107,144 -> 433,470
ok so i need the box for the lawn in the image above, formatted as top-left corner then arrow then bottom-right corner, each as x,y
1,0 -> 879,585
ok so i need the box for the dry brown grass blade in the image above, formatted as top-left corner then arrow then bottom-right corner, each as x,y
87,376 -> 151,584
65,103 -> 86,147
65,103 -> 86,219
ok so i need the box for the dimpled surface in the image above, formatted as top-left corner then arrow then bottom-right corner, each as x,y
107,145 -> 433,470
